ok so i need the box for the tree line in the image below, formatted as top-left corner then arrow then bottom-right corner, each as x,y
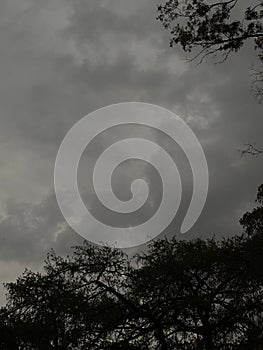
0,184 -> 262,349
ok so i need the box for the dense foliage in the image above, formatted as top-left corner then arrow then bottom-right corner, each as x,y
0,184 -> 262,349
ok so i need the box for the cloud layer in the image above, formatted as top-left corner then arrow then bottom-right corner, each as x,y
0,0 -> 262,301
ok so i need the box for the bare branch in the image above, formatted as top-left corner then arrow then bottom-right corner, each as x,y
240,143 -> 263,157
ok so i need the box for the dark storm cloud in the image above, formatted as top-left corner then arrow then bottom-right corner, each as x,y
0,192 -> 80,263
0,0 -> 262,302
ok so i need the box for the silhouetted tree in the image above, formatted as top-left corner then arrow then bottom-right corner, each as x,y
240,183 -> 263,235
1,185 -> 263,349
157,0 -> 263,103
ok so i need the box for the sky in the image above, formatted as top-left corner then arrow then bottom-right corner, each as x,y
0,0 -> 262,304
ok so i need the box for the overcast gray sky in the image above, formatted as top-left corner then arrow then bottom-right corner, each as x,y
0,0 -> 262,303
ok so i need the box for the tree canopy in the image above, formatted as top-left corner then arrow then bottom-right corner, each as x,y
0,185 -> 262,349
157,0 -> 263,103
